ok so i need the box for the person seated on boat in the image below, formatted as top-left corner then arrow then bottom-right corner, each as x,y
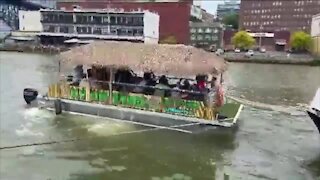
171,79 -> 183,98
86,69 -> 99,89
180,79 -> 192,99
72,65 -> 85,86
154,75 -> 170,97
133,72 -> 151,93
191,75 -> 209,101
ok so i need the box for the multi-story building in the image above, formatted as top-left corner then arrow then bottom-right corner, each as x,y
189,22 -> 222,51
216,1 -> 240,20
38,9 -> 159,44
240,0 -> 320,32
19,10 -> 42,32
311,13 -> 320,57
26,0 -> 56,9
57,1 -> 192,44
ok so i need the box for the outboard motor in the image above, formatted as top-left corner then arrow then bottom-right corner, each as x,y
23,88 -> 38,104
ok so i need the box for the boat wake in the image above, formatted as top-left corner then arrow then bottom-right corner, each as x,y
86,121 -> 136,137
227,95 -> 308,116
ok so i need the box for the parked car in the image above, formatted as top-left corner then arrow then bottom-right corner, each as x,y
245,50 -> 254,57
234,48 -> 241,53
215,48 -> 224,56
260,48 -> 266,53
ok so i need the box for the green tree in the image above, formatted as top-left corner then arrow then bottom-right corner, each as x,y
290,31 -> 312,52
223,13 -> 239,30
231,31 -> 256,50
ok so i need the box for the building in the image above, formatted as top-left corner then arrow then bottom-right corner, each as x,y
57,1 -> 191,44
240,0 -> 320,33
311,13 -> 320,57
190,22 -> 222,51
26,0 -> 56,9
311,13 -> 320,37
19,10 -> 42,32
216,1 -> 240,20
0,19 -> 11,41
190,5 -> 202,21
38,9 -> 159,44
222,30 -> 291,51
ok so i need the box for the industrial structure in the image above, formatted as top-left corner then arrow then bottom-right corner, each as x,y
38,9 -> 159,44
0,0 -> 43,30
56,0 -> 192,44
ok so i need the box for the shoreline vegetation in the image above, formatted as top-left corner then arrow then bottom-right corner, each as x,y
1,44 -> 319,66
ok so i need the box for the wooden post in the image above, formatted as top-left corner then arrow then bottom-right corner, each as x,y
108,67 -> 113,104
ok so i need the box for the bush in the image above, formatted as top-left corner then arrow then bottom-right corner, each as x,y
290,31 -> 312,52
231,31 -> 256,50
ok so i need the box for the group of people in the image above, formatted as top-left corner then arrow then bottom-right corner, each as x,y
69,65 -> 223,106
133,72 -> 217,101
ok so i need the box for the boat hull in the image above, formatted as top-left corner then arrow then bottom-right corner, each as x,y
307,110 -> 320,133
35,97 -> 242,133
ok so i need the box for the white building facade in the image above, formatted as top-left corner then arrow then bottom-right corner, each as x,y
19,10 -> 42,32
311,13 -> 320,37
39,9 -> 159,44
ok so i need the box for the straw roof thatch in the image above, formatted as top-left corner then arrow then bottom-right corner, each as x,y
60,41 -> 227,76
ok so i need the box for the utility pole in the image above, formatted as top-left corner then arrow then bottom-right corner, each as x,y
259,24 -> 263,50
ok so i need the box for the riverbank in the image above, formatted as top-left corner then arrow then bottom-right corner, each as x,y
0,44 -> 67,55
225,57 -> 320,66
1,45 -> 320,66
224,51 -> 320,66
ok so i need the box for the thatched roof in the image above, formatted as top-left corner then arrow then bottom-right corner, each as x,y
60,41 -> 227,76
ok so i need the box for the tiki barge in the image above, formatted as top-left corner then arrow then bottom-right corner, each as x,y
23,41 -> 243,133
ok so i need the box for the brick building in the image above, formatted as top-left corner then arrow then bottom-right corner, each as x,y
240,0 -> 320,32
223,30 -> 291,51
57,1 -> 192,44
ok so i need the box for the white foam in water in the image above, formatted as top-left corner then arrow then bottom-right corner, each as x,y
15,125 -> 44,137
23,107 -> 54,123
86,121 -> 135,137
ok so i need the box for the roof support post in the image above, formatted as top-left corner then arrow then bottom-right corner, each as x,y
108,67 -> 113,104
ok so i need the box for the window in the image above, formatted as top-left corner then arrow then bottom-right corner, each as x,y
103,16 -> 109,24
212,36 -> 218,41
205,28 -> 212,33
197,35 -> 203,40
204,35 -> 211,40
198,28 -> 203,33
93,27 -> 102,35
190,28 -> 196,33
191,35 -> 196,40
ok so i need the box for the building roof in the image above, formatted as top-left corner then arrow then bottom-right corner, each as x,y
40,8 -> 150,14
201,9 -> 215,23
190,22 -> 222,28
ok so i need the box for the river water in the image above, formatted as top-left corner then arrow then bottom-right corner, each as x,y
0,52 -> 320,180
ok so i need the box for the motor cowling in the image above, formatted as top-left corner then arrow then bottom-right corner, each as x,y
23,88 -> 38,104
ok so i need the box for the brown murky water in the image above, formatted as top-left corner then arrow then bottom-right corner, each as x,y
1,52 -> 320,180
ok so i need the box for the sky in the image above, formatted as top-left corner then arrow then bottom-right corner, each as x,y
198,0 -> 225,15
